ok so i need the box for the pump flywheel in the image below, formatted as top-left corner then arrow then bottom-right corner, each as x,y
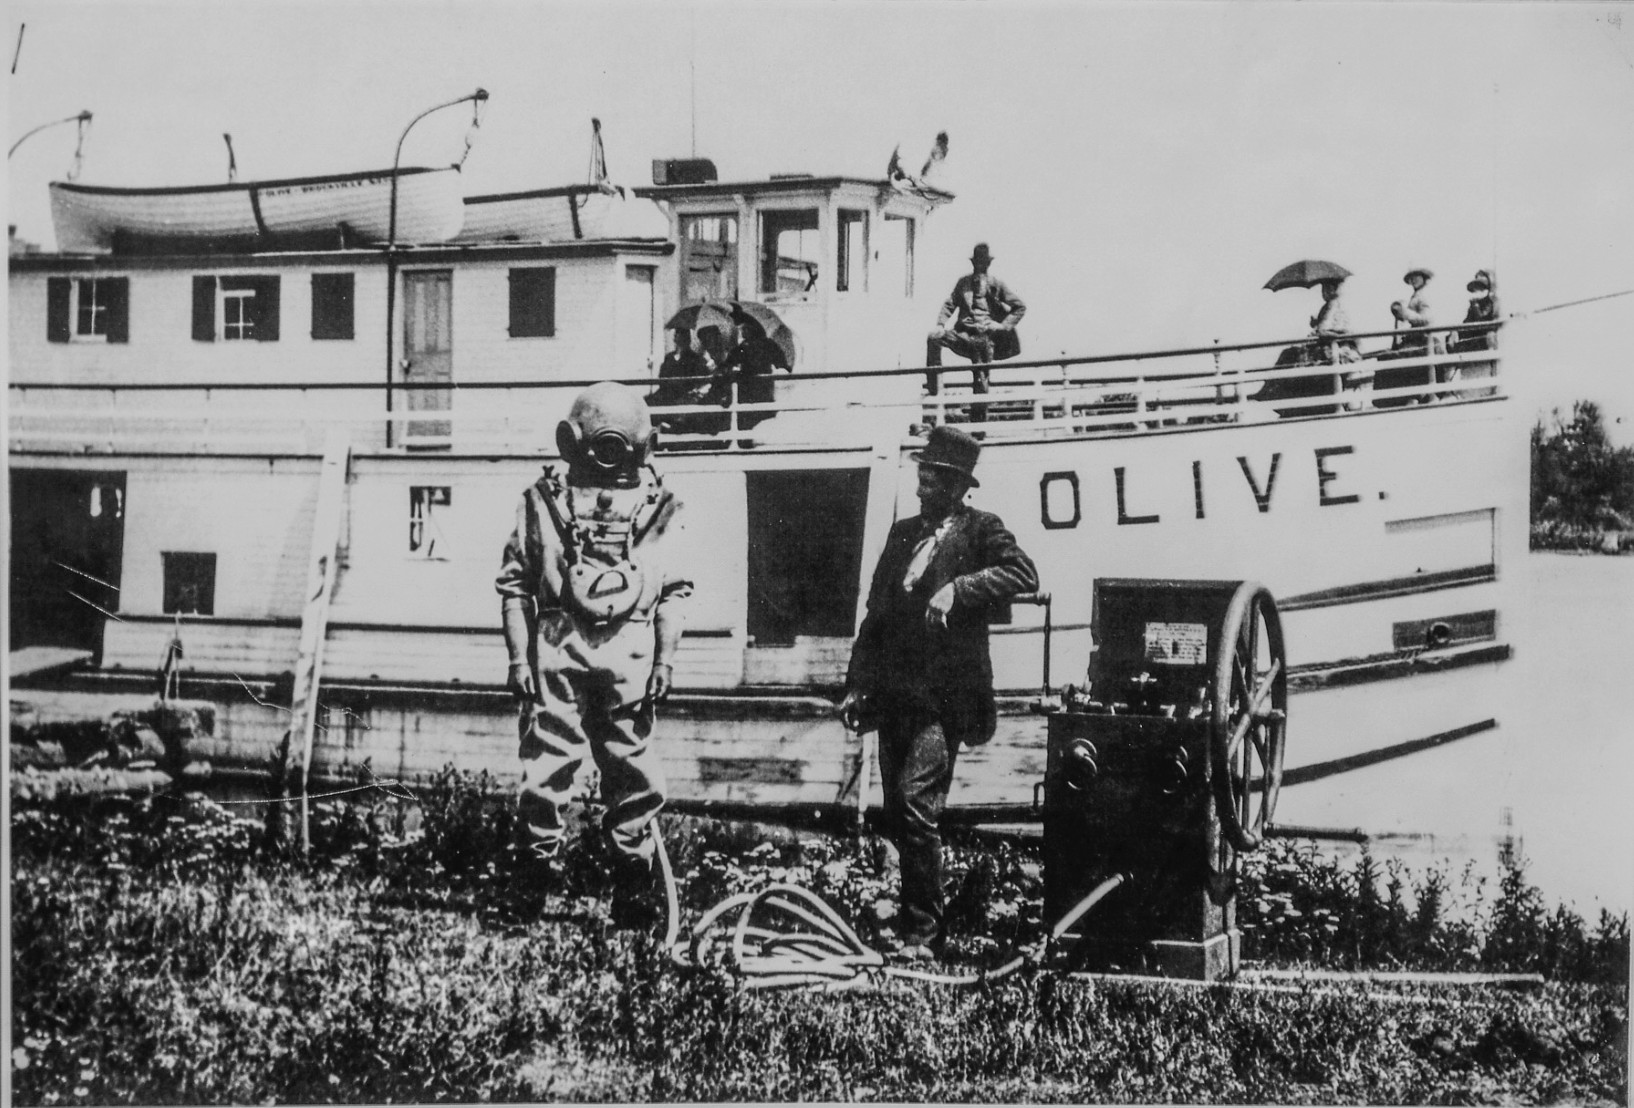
1209,581 -> 1287,852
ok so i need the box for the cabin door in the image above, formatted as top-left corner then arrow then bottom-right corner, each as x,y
9,469 -> 126,663
744,468 -> 870,684
619,264 -> 657,380
402,270 -> 453,443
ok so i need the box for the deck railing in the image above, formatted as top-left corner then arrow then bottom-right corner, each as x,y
9,321 -> 1502,456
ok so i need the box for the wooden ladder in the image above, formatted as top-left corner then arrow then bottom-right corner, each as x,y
285,433 -> 352,852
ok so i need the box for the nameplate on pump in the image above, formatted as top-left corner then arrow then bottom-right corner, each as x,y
1143,622 -> 1208,666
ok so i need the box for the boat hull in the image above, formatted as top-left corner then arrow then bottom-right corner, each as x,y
13,392 -> 1523,819
455,186 -> 671,243
48,166 -> 466,251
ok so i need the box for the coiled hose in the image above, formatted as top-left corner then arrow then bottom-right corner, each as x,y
652,829 -> 1125,990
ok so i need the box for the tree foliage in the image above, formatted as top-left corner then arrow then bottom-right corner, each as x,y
1530,401 -> 1634,548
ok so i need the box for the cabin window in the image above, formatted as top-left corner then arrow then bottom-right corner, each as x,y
162,552 -> 217,616
46,276 -> 129,344
759,209 -> 820,295
836,209 -> 867,293
408,486 -> 451,558
678,214 -> 738,302
192,275 -> 280,342
508,267 -> 556,338
880,215 -> 915,297
310,273 -> 355,340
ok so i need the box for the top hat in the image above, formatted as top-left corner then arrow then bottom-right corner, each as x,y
912,424 -> 982,487
971,243 -> 994,264
1403,267 -> 1434,283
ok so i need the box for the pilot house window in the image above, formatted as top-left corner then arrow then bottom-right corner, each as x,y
836,209 -> 867,292
679,214 -> 738,303
759,209 -> 820,295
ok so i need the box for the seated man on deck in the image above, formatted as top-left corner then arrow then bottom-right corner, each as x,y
925,243 -> 1026,422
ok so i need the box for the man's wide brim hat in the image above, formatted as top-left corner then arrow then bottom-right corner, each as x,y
971,243 -> 994,264
1404,267 -> 1434,283
912,424 -> 981,487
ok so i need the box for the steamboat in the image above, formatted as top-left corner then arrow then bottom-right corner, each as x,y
8,146 -> 1525,830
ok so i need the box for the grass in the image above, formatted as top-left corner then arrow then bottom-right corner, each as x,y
9,769 -> 1629,1104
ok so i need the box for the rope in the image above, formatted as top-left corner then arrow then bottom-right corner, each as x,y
457,97 -> 485,169
653,821 -> 1126,991
210,778 -> 417,806
68,113 -> 90,182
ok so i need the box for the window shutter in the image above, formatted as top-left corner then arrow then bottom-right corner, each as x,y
310,272 -> 355,340
253,275 -> 281,341
104,278 -> 131,343
47,278 -> 72,342
508,267 -> 556,337
192,276 -> 216,341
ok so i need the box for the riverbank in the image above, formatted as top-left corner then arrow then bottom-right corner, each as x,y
9,783 -> 1627,1104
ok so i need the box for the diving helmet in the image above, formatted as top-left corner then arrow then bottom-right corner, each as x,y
556,381 -> 657,483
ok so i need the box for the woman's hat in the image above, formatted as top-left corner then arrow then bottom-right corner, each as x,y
1404,267 -> 1434,283
912,424 -> 982,487
1467,269 -> 1494,292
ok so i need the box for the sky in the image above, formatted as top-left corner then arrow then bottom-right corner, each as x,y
8,0 -> 1634,439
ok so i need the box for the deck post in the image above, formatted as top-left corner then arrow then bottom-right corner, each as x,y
285,432 -> 352,853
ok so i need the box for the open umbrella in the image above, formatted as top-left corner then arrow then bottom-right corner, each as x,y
664,299 -> 799,370
1263,260 -> 1352,291
725,299 -> 797,370
663,300 -> 738,334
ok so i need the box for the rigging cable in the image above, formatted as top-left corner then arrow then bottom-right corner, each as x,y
1516,288 -> 1634,318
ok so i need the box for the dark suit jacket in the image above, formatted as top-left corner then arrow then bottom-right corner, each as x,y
847,505 -> 1039,744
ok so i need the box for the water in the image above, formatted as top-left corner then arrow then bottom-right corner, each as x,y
1290,552 -> 1634,919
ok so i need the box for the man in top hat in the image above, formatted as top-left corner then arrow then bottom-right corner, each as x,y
926,243 -> 1027,420
838,425 -> 1039,959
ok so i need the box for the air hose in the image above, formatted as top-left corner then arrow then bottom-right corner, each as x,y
652,829 -> 1126,990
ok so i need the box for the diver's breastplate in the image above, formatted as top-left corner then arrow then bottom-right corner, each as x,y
556,483 -> 654,626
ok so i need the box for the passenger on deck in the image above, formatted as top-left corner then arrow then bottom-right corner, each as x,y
1258,277 -> 1361,417
713,312 -> 790,432
1448,269 -> 1500,397
926,243 -> 1026,422
649,327 -> 714,408
1374,267 -> 1438,408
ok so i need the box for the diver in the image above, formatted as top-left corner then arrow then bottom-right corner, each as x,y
495,382 -> 694,927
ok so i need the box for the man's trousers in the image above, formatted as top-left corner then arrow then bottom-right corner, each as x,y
876,705 -> 961,948
517,666 -> 663,868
